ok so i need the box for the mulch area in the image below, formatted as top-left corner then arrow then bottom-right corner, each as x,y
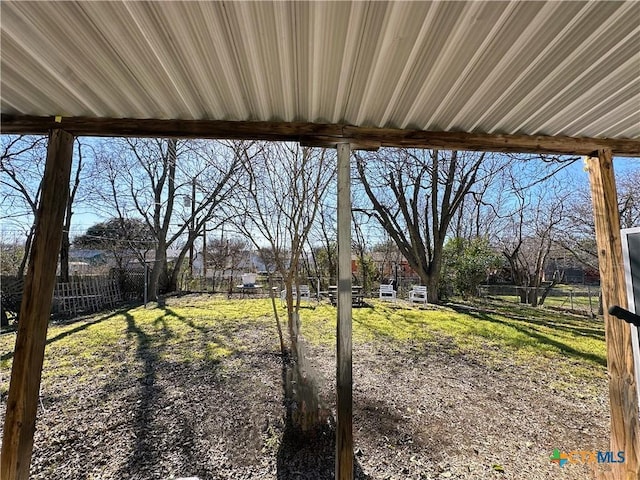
1,298 -> 609,479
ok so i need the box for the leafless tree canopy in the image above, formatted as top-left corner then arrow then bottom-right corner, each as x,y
355,148 -> 492,302
88,138 -> 242,299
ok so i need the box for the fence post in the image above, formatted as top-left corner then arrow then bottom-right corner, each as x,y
570,289 -> 574,310
144,262 -> 148,308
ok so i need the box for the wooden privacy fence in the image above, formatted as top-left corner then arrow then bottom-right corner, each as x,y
52,276 -> 122,316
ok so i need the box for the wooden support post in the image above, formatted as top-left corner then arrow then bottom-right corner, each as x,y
1,129 -> 74,480
587,149 -> 640,480
336,142 -> 353,480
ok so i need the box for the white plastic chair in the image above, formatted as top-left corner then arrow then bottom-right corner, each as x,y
281,285 -> 312,306
379,284 -> 396,302
409,285 -> 428,306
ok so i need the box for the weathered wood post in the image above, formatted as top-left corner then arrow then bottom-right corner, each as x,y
336,142 -> 353,479
586,149 -> 640,480
1,129 -> 74,480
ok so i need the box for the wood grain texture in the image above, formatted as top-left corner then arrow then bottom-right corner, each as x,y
2,115 -> 639,156
587,150 -> 640,480
1,130 -> 74,480
336,143 -> 353,480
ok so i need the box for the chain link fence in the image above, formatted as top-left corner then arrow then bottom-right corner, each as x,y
478,284 -> 601,316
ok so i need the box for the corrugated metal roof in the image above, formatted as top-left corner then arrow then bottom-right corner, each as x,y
1,1 -> 639,139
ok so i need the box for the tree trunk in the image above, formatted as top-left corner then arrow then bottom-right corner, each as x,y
168,249 -> 188,293
538,273 -> 560,306
59,233 -> 70,283
529,288 -> 539,307
148,239 -> 167,301
59,140 -> 82,284
426,274 -> 439,304
17,227 -> 34,278
519,287 -> 528,304
425,250 -> 444,303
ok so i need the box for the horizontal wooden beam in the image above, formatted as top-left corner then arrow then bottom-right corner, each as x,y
1,114 -> 639,156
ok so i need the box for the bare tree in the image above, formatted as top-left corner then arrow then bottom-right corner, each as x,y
616,165 -> 640,229
486,157 -> 585,306
351,214 -> 379,295
231,141 -> 335,434
355,148 -> 490,302
555,162 -> 639,269
308,199 -> 338,288
90,138 -> 241,300
206,237 -> 249,293
0,136 -> 48,276
1,135 -> 93,280
498,185 -> 569,306
59,140 -> 92,282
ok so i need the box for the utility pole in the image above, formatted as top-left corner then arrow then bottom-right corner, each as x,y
202,222 -> 207,289
189,177 -> 196,277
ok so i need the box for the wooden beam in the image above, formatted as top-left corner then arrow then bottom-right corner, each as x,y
336,142 -> 353,480
300,136 -> 381,151
586,150 -> 640,480
2,114 -> 640,157
1,129 -> 74,480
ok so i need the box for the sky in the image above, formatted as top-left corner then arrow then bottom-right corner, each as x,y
1,135 -> 638,248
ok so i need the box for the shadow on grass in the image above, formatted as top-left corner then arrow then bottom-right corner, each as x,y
109,308 -> 227,479
119,311 -> 164,476
475,300 -> 605,341
519,316 -> 604,341
161,306 -> 241,364
0,306 -> 133,363
351,305 -> 429,342
448,304 -> 606,367
117,310 -> 214,478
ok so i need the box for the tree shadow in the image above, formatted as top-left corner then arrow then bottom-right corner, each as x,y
519,316 -> 604,341
275,338 -> 371,480
448,304 -> 606,367
161,306 -> 240,364
119,311 -> 164,476
472,300 -> 605,340
276,422 -> 371,480
112,308 -> 227,479
0,307 -> 133,362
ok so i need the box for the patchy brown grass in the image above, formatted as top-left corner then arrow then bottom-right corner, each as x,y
0,295 -> 609,479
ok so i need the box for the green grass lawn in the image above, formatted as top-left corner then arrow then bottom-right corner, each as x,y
303,299 -> 606,382
0,296 -> 606,397
493,288 -> 598,311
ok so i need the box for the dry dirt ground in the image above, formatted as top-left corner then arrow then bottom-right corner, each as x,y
0,296 -> 610,480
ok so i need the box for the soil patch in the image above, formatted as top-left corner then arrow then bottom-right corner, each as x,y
0,297 -> 609,479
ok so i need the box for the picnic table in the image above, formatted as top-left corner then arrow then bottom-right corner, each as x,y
236,284 -> 263,297
328,286 -> 364,306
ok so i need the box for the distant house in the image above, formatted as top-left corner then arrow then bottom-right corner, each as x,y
200,249 -> 265,279
61,249 -> 110,275
69,249 -> 108,265
544,255 -> 600,285
369,251 -> 420,285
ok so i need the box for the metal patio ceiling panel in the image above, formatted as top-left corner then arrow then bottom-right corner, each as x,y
1,1 -> 639,139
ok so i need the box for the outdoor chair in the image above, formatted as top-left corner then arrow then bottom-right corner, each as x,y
379,284 -> 396,302
241,273 -> 257,287
281,285 -> 312,306
408,285 -> 428,306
